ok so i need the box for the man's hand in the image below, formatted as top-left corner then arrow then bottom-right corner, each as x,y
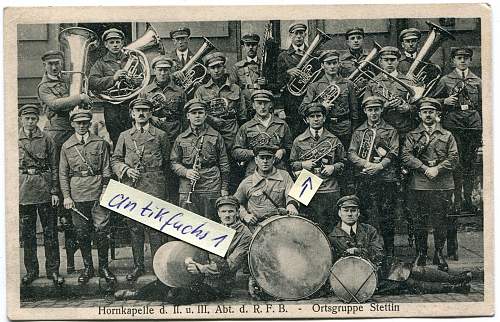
185,257 -> 202,275
256,77 -> 267,86
362,162 -> 383,176
63,197 -> 75,210
424,166 -> 439,180
345,247 -> 360,255
385,98 -> 402,109
301,160 -> 316,171
127,168 -> 141,181
275,149 -> 285,161
113,69 -> 128,82
185,169 -> 200,181
275,110 -> 286,120
286,204 -> 299,216
51,195 -> 60,207
320,164 -> 335,177
242,212 -> 258,225
173,70 -> 187,83
287,67 -> 302,78
444,95 -> 459,106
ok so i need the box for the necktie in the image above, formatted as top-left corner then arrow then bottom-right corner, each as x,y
350,227 -> 356,239
140,127 -> 145,133
462,71 -> 466,79
314,130 -> 320,141
181,54 -> 186,66
80,136 -> 85,145
27,130 -> 32,139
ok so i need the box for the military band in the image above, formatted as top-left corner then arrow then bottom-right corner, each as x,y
20,22 -> 482,303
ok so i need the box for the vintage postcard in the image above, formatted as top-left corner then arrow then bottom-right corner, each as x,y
4,3 -> 493,320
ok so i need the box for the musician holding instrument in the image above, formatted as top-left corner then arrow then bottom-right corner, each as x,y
348,96 -> 399,257
88,28 -> 132,147
111,98 -> 170,282
401,98 -> 459,272
59,108 -> 116,285
398,28 -> 422,75
339,27 -> 369,78
170,99 -> 230,221
169,27 -> 194,70
232,90 -> 292,177
290,103 -> 345,233
18,104 -> 63,287
301,50 -> 359,149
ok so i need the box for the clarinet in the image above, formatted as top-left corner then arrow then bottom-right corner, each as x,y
186,136 -> 204,204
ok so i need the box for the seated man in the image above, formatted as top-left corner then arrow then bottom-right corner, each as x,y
329,195 -> 473,296
114,195 -> 252,303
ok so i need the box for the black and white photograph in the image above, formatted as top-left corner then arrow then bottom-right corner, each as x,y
5,4 -> 493,320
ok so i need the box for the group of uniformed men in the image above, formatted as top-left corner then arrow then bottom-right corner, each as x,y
19,22 -> 480,300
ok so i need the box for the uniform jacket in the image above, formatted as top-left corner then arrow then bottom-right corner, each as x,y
290,128 -> 346,193
111,124 -> 170,199
169,49 -> 195,70
170,123 -> 230,194
328,222 -> 385,268
348,119 -> 399,182
339,49 -> 369,78
59,133 -> 111,202
232,115 -> 292,176
397,53 -> 416,75
229,58 -> 262,109
89,51 -> 127,92
300,74 -> 359,136
19,126 -> 58,205
401,123 -> 459,190
234,167 -> 295,220
276,45 -> 309,90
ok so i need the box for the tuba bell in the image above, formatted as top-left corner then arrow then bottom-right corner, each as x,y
347,41 -> 382,97
406,21 -> 455,96
287,29 -> 333,97
96,23 -> 164,104
58,27 -> 99,108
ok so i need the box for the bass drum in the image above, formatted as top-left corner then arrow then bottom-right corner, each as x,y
248,215 -> 332,300
329,256 -> 378,303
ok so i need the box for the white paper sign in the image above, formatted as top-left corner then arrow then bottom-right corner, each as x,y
100,179 -> 235,257
288,169 -> 323,206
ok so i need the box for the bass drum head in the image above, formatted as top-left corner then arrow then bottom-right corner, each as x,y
153,241 -> 209,288
329,256 -> 377,303
248,215 -> 332,300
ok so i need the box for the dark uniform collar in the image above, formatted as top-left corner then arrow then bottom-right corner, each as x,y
202,74 -> 233,90
39,72 -> 67,85
180,123 -> 217,138
252,167 -> 284,183
103,51 -> 126,62
330,221 -> 367,237
234,57 -> 260,67
152,77 -> 179,91
247,115 -> 285,128
19,126 -> 43,140
317,74 -> 346,84
129,122 -> 157,136
64,132 -> 101,148
296,127 -> 335,142
356,119 -> 393,131
412,122 -> 447,135
448,69 -> 480,80
286,44 -> 308,54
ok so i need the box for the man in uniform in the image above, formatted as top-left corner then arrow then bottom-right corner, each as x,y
398,28 -> 422,75
329,195 -> 472,296
169,27 -> 194,70
230,33 -> 267,119
19,104 -> 63,287
59,108 -> 116,285
89,28 -> 132,148
290,103 -> 345,233
232,90 -> 292,177
339,27 -> 369,78
170,99 -> 230,221
38,49 -> 89,275
401,98 -> 459,272
348,96 -> 399,257
111,97 -> 171,281
301,50 -> 359,149
276,22 -> 309,137
114,195 -> 252,302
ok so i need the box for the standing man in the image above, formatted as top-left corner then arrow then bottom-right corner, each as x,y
59,108 -> 116,285
19,104 -> 63,287
38,49 -> 88,275
111,98 -> 171,281
169,27 -> 194,70
290,103 -> 345,233
348,96 -> 399,257
401,98 -> 459,271
170,99 -> 230,221
276,22 -> 309,137
398,28 -> 422,75
301,50 -> 359,149
232,90 -> 292,177
339,27 -> 368,78
89,28 -> 132,148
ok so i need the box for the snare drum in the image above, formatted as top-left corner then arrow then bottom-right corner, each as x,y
329,256 -> 378,303
248,215 -> 332,300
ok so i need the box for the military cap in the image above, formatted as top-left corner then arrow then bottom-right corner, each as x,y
399,28 -> 422,41
41,50 -> 64,62
379,46 -> 401,59
336,195 -> 360,208
362,96 -> 385,109
319,50 -> 340,62
253,145 -> 278,156
215,195 -> 240,209
288,22 -> 307,33
251,89 -> 273,102
240,33 -> 260,45
69,107 -> 92,122
303,102 -> 326,116
170,27 -> 191,39
203,51 -> 226,67
184,99 -> 207,113
151,55 -> 174,69
345,27 -> 365,39
102,28 -> 125,42
451,47 -> 473,58
129,97 -> 153,109
18,104 -> 40,117
417,97 -> 441,111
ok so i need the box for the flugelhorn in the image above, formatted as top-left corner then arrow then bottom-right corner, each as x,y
406,21 -> 455,96
347,41 -> 382,97
313,83 -> 341,106
287,29 -> 333,97
295,139 -> 335,177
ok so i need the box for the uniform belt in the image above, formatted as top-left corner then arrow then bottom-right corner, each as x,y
244,84 -> 260,89
70,170 -> 102,177
423,159 -> 441,167
328,113 -> 350,123
20,168 -> 47,175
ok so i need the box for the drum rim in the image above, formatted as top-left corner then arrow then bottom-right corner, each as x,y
248,215 -> 333,300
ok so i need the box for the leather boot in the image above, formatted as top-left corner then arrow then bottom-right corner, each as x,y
126,266 -> 145,282
21,271 -> 39,286
414,231 -> 428,267
449,271 -> 473,284
78,241 -> 95,284
447,219 -> 459,261
66,245 -> 76,274
127,235 -> 145,282
433,231 -> 449,272
97,234 -> 116,284
439,283 -> 471,294
114,289 -> 139,300
50,272 -> 65,287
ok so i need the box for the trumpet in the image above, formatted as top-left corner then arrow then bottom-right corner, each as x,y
313,83 -> 341,106
358,128 -> 376,163
296,140 -> 336,177
347,41 -> 382,97
186,136 -> 204,204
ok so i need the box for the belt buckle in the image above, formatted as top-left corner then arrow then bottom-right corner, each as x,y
27,169 -> 36,175
460,104 -> 469,111
81,170 -> 89,176
428,160 -> 437,167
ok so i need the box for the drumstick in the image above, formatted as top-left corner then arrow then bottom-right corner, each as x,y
71,206 -> 89,221
351,269 -> 376,302
329,271 -> 361,304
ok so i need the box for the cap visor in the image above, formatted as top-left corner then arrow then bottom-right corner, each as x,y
72,116 -> 92,122
208,60 -> 225,67
155,63 -> 172,68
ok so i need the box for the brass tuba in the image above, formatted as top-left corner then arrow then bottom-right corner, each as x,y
347,41 -> 382,97
58,27 -> 99,108
176,37 -> 217,95
406,21 -> 455,96
97,23 -> 164,104
287,29 -> 333,97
